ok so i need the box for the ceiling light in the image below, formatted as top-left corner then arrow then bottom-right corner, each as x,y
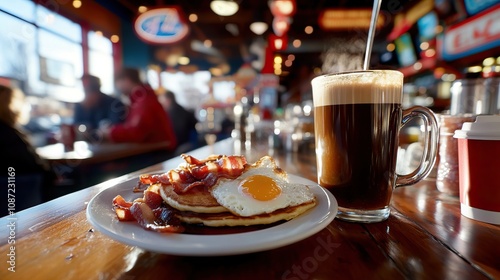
138,6 -> 148,13
483,57 -> 495,66
420,42 -> 429,50
72,0 -> 82,9
269,0 -> 296,17
166,54 -> 180,67
204,39 -> 212,48
110,35 -> 120,43
305,26 -> 313,34
210,0 -> 239,17
210,67 -> 223,76
425,49 -> 436,57
273,17 -> 291,37
189,14 -> 198,22
292,39 -> 301,48
386,43 -> 395,52
468,66 -> 482,73
434,67 -> 445,78
178,56 -> 190,65
250,22 -> 268,35
413,62 -> 423,70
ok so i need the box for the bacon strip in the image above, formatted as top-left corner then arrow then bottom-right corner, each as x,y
182,154 -> 222,165
112,185 -> 184,233
137,155 -> 248,194
171,155 -> 247,193
114,154 -> 248,232
130,202 -> 184,233
113,195 -> 134,221
138,173 -> 171,186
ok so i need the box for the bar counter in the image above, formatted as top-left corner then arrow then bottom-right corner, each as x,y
1,139 -> 499,279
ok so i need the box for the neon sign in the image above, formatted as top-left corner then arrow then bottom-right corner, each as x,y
134,7 -> 189,44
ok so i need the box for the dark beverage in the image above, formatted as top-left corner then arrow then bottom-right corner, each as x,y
314,103 -> 402,209
312,70 -> 438,222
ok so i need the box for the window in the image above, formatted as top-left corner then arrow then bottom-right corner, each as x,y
38,29 -> 83,86
0,0 -> 35,22
35,6 -> 83,101
88,31 -> 114,94
36,5 -> 81,43
0,13 -> 36,81
0,2 -> 117,102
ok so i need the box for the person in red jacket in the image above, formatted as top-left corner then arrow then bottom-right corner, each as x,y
107,68 -> 177,150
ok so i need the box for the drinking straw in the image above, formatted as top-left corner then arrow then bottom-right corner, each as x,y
363,0 -> 382,70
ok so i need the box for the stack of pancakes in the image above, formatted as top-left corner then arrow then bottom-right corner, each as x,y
158,157 -> 317,227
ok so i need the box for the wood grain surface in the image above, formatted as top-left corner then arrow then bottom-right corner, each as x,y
2,139 -> 499,280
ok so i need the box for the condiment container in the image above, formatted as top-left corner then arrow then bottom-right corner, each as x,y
454,116 -> 500,225
436,115 -> 475,196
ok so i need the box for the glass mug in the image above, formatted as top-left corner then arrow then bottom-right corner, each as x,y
311,70 -> 438,222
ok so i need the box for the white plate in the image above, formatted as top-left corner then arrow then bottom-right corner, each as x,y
86,174 -> 337,256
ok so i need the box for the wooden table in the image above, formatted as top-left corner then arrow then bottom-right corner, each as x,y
2,139 -> 499,279
36,141 -> 171,165
36,141 -> 173,199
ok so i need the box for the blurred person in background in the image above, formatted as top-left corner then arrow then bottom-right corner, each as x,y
0,85 -> 56,216
74,74 -> 126,140
105,68 -> 177,150
162,90 -> 198,151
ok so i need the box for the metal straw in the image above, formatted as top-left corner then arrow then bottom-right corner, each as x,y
363,0 -> 382,70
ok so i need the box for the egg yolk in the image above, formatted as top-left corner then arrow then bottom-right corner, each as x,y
239,175 -> 282,201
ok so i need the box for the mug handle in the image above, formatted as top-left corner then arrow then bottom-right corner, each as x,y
396,106 -> 439,187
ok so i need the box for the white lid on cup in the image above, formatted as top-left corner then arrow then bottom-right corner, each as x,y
454,116 -> 500,140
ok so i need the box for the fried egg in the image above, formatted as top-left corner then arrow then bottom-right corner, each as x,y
210,156 -> 315,217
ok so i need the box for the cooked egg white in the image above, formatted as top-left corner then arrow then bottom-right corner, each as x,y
210,157 -> 315,217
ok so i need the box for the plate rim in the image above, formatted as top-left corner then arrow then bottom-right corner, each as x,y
86,174 -> 337,256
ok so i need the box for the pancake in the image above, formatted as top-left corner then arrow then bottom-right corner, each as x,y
159,184 -> 228,214
176,200 -> 317,227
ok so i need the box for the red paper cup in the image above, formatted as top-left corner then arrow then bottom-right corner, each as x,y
454,116 -> 500,225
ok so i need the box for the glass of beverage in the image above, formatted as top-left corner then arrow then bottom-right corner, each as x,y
60,123 -> 76,152
312,70 -> 438,222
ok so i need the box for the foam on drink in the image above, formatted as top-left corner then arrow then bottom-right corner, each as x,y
312,71 -> 403,106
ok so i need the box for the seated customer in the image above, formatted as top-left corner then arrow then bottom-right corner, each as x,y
106,68 -> 177,150
74,74 -> 126,133
0,85 -> 56,215
163,91 -> 197,148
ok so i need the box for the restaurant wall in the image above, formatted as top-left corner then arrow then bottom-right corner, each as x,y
120,18 -> 152,70
52,0 -> 120,36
